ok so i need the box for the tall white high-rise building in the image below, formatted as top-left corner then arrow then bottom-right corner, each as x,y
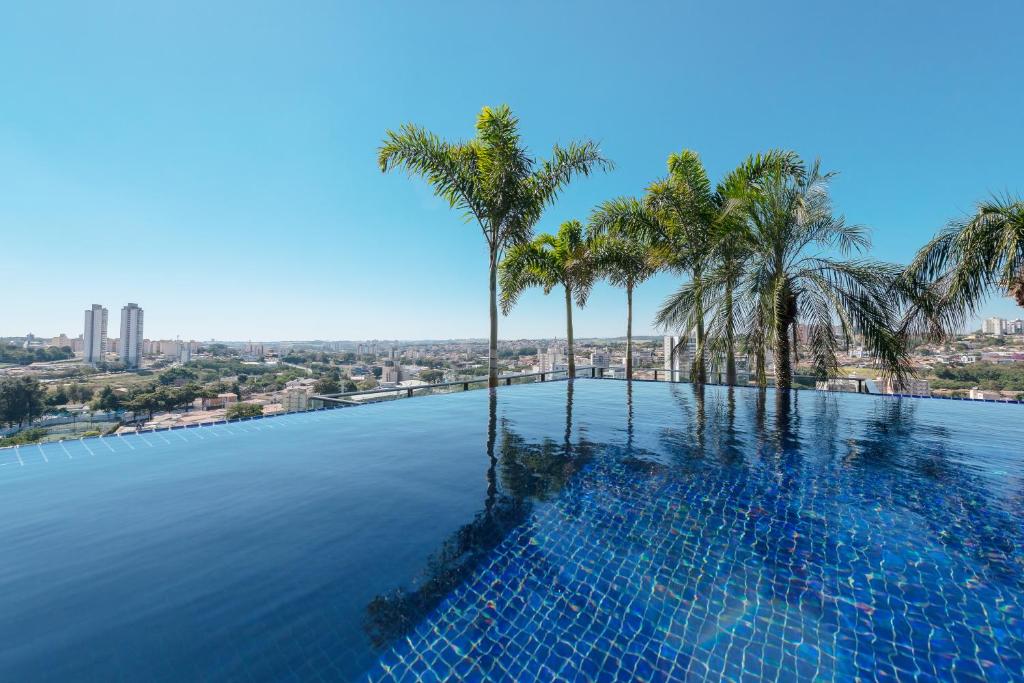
663,334 -> 696,379
83,304 -> 108,364
119,303 -> 144,368
982,317 -> 1006,335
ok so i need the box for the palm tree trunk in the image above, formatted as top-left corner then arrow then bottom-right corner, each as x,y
695,317 -> 706,384
564,286 -> 575,379
792,322 -> 799,369
488,254 -> 499,389
625,284 -> 633,380
725,285 -> 736,385
693,274 -> 706,384
775,318 -> 793,390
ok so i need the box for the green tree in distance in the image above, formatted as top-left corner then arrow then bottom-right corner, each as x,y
420,369 -> 444,384
226,402 -> 263,419
500,220 -> 596,378
378,105 -> 611,388
92,386 -> 123,412
314,377 -> 341,394
0,377 -> 46,427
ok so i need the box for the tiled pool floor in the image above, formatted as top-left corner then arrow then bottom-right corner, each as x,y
365,384 -> 1024,682
1,381 -> 1022,681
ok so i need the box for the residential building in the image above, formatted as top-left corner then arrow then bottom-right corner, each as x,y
49,333 -> 72,348
982,317 -> 1005,335
199,393 -> 238,410
379,347 -> 402,384
242,342 -> 265,360
281,387 -> 311,412
535,347 -> 567,374
179,343 -> 192,364
381,360 -> 401,384
119,303 -> 144,368
83,304 -> 108,363
663,334 -> 697,379
590,350 -> 610,370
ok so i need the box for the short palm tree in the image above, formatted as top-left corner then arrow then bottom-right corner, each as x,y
378,105 -> 611,388
588,198 -> 660,379
654,150 -> 803,384
499,220 -> 596,378
731,160 -> 910,389
905,195 -> 1024,332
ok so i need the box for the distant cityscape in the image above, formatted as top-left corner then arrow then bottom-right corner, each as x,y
4,302 -> 1024,445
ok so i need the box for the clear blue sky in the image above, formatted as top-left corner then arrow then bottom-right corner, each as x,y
3,1 -> 1022,341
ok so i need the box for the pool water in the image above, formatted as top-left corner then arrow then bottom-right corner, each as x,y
1,381 -> 1022,681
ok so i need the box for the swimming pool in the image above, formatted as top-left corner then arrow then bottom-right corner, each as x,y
1,381 -> 1022,681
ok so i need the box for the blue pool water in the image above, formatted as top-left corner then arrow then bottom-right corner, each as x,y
1,380 -> 1023,681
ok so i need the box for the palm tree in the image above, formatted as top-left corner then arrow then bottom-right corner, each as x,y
588,198 -> 660,379
728,159 -> 911,389
905,195 -> 1024,333
653,150 -> 804,385
499,220 -> 596,378
378,105 -> 611,388
643,152 -> 716,382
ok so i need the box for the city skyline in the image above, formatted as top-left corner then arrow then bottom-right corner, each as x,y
9,301 -> 1024,344
3,2 -> 1022,340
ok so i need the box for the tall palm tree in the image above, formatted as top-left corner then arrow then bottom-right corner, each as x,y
654,151 -> 803,385
378,105 -> 611,388
645,151 -> 716,382
499,220 -> 596,378
730,160 -> 910,389
905,195 -> 1024,333
588,198 -> 660,379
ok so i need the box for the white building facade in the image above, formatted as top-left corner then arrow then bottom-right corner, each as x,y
589,350 -> 610,370
83,304 -> 108,364
663,334 -> 697,379
982,317 -> 1006,335
119,303 -> 144,368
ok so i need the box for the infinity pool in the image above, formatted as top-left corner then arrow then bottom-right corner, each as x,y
1,381 -> 1022,681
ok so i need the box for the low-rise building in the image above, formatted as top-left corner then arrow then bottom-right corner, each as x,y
877,377 -> 931,396
969,387 -> 1003,401
198,393 -> 239,410
281,387 -> 311,412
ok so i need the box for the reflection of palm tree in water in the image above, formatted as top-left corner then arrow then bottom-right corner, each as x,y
564,380 -> 573,456
666,382 -> 707,456
363,384 -> 590,649
625,381 -> 634,452
485,390 -> 498,519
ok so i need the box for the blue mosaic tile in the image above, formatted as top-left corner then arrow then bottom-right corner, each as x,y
364,385 -> 1024,682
